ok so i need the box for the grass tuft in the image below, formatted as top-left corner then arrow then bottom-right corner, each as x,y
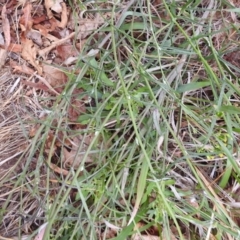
2,0 -> 240,239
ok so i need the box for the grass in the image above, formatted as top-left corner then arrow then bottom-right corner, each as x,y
2,0 -> 240,239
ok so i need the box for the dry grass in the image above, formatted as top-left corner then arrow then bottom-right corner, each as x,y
0,64 -> 62,237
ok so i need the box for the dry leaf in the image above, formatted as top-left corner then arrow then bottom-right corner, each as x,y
63,56 -> 78,66
49,163 -> 69,176
63,135 -> 94,168
33,74 -> 61,95
43,131 -> 58,158
10,60 -> 35,75
42,63 -> 67,89
19,2 -> 33,33
33,15 -> 47,24
21,38 -> 42,74
56,44 -> 78,61
26,30 -> 42,46
76,14 -> 104,40
152,0 -> 162,5
21,80 -> 53,93
57,131 -> 71,147
57,2 -> 68,28
17,0 -> 28,6
34,24 -> 51,37
28,124 -> 40,138
8,43 -> 22,53
1,4 -> 10,49
34,18 -> 58,37
51,0 -> 63,13
0,48 -> 7,69
0,32 -> 4,45
68,92 -> 86,122
44,0 -> 63,18
6,0 -> 18,10
46,33 -> 60,42
62,41 -> 86,66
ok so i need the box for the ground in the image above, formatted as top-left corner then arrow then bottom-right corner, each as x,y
1,0 -> 240,239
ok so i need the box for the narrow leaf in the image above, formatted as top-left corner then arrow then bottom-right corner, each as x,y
218,105 -> 240,114
177,81 -> 210,93
89,58 -> 114,86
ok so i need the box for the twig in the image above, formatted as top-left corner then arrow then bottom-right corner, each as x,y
38,32 -> 75,57
34,73 -> 60,95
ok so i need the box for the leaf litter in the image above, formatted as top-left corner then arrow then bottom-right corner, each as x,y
0,0 -> 108,238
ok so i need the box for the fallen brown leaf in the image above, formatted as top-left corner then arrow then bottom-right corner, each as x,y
152,0 -> 162,5
6,0 -> 18,10
42,63 -> 67,89
63,135 -> 94,168
26,30 -> 42,46
21,38 -> 42,74
1,4 -> 10,49
10,60 -> 35,75
0,48 -> 7,69
0,32 -> 4,45
28,124 -> 40,138
19,2 -> 33,34
76,14 -> 104,40
21,80 -> 52,93
57,2 -> 68,28
62,40 -> 86,65
34,74 -> 61,95
33,15 -> 47,25
21,71 -> 62,95
49,163 -> 69,176
56,44 -> 78,61
45,33 -> 60,42
33,18 -> 58,37
8,43 -> 22,53
43,130 -> 58,158
57,131 -> 71,147
68,92 -> 87,122
51,0 -> 63,13
44,0 -> 63,18
33,24 -> 51,37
